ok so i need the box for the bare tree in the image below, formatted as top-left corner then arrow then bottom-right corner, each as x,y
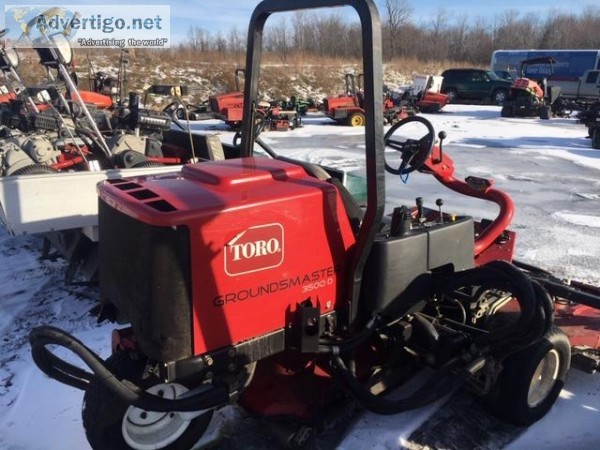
383,0 -> 412,59
177,6 -> 599,70
425,8 -> 450,61
227,27 -> 245,55
185,25 -> 210,52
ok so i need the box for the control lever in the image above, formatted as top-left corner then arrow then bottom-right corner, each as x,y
415,197 -> 424,221
435,131 -> 447,164
436,198 -> 444,224
390,205 -> 411,237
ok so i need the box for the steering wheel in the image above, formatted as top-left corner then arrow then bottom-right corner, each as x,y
384,115 -> 435,175
232,109 -> 267,147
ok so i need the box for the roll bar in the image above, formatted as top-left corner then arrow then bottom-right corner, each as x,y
241,0 -> 385,324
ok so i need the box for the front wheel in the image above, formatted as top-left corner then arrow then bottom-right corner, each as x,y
540,105 -> 551,120
484,326 -> 571,426
82,351 -> 213,450
500,105 -> 514,118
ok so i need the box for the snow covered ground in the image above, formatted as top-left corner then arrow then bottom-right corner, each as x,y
0,104 -> 599,449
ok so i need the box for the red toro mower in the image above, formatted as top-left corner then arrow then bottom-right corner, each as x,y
323,73 -> 367,126
324,72 -> 410,126
30,1 -> 600,449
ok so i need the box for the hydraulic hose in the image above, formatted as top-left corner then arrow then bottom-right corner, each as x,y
329,261 -> 552,414
318,315 -> 382,355
29,326 -> 230,413
331,354 -> 462,415
430,260 -> 542,351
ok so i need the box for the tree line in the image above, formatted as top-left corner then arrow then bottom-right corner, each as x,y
179,1 -> 600,65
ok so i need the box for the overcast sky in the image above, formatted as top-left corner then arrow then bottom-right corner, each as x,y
3,0 -> 596,45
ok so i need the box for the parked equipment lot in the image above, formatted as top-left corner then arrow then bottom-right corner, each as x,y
1,104 -> 599,449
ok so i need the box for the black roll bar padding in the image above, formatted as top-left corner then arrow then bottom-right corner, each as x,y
29,326 -> 230,412
241,0 -> 386,325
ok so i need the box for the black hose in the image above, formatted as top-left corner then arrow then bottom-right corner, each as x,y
328,261 -> 551,414
29,326 -> 229,413
431,261 -> 539,351
318,315 -> 382,354
483,261 -> 553,355
331,354 -> 461,415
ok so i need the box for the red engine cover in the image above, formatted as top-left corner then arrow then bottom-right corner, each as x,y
210,91 -> 244,121
72,90 -> 114,109
99,158 -> 356,355
325,95 -> 359,114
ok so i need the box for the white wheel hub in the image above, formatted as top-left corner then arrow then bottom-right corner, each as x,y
122,383 -> 191,450
527,348 -> 560,408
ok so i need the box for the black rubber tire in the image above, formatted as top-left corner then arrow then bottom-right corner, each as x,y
82,351 -> 213,450
592,128 -> 600,149
540,105 -> 551,120
484,326 -> 570,426
131,160 -> 165,168
11,164 -> 58,176
444,88 -> 458,103
500,105 -> 513,118
492,89 -> 508,105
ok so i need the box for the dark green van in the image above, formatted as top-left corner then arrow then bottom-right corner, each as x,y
441,68 -> 513,104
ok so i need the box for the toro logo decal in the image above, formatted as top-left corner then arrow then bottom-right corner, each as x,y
225,223 -> 284,276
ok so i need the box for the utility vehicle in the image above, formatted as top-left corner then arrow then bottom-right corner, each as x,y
30,2 -> 600,450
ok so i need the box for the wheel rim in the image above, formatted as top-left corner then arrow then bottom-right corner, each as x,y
350,114 -> 364,126
495,91 -> 506,104
122,383 -> 192,450
527,349 -> 560,408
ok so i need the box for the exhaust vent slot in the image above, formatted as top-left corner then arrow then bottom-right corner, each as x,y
147,199 -> 177,212
129,189 -> 160,201
113,182 -> 142,191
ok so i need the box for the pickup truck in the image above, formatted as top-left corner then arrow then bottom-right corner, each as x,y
549,70 -> 600,103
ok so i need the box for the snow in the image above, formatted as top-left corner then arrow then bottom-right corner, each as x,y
1,104 -> 600,449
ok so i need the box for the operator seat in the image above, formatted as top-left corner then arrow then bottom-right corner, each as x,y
275,155 -> 363,234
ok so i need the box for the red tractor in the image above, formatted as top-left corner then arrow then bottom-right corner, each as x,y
207,68 -> 246,127
30,1 -> 600,449
324,73 -> 409,126
323,73 -> 368,126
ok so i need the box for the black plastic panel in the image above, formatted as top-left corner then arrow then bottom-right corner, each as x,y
362,217 -> 475,314
99,199 -> 192,362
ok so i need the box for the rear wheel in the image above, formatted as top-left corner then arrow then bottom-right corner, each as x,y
82,351 -> 213,450
492,89 -> 508,105
348,112 -> 365,127
484,326 -> 570,426
592,128 -> 600,149
444,88 -> 458,103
